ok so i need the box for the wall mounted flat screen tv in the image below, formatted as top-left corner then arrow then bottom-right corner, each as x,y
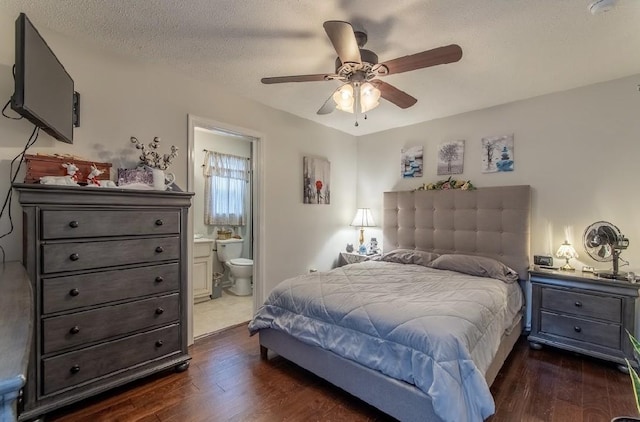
11,13 -> 77,144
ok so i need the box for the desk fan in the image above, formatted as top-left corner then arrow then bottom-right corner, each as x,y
583,221 -> 629,280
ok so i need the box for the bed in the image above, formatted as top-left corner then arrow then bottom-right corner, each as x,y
249,185 -> 531,422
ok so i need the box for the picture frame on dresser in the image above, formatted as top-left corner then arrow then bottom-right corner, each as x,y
13,183 -> 193,421
528,268 -> 639,372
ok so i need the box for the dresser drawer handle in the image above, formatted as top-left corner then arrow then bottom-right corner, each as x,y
70,364 -> 81,374
155,219 -> 164,226
69,288 -> 80,297
574,326 -> 582,333
69,326 -> 80,335
155,340 -> 164,348
69,220 -> 79,228
574,301 -> 582,307
155,246 -> 164,253
155,307 -> 164,315
155,276 -> 164,283
69,253 -> 80,261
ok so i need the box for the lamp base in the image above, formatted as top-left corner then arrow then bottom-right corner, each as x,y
559,263 -> 575,271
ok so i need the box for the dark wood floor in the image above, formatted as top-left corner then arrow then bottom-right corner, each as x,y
46,324 -> 638,422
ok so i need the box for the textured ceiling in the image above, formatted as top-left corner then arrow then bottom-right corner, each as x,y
1,0 -> 639,136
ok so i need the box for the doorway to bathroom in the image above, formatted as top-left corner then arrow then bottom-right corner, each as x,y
187,116 -> 263,343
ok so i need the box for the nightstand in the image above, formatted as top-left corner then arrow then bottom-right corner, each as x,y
528,268 -> 639,372
338,252 -> 380,267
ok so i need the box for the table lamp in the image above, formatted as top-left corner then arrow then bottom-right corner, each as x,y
556,240 -> 578,271
351,208 -> 376,254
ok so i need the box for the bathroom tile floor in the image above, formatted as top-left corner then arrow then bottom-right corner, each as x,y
193,289 -> 254,339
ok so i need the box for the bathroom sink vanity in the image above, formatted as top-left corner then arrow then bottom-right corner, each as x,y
193,238 -> 214,302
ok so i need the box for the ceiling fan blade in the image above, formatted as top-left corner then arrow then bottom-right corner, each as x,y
323,21 -> 361,66
371,80 -> 417,109
261,74 -> 330,84
380,44 -> 463,75
317,93 -> 336,115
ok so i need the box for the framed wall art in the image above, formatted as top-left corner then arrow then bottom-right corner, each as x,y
481,134 -> 514,173
437,140 -> 465,175
303,156 -> 330,204
401,146 -> 423,178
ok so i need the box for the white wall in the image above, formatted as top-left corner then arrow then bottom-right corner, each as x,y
0,17 -> 357,300
357,74 -> 640,273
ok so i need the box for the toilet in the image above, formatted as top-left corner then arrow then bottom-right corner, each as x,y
216,238 -> 253,296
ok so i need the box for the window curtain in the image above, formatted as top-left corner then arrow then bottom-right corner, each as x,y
203,151 -> 249,226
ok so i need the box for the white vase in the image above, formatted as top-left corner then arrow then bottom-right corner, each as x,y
151,168 -> 175,191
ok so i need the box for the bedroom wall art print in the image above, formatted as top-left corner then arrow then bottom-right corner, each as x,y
437,140 -> 465,175
401,146 -> 423,178
303,156 -> 331,204
481,134 -> 514,173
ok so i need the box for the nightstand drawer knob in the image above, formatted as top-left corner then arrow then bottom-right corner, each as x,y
69,253 -> 80,261
70,364 -> 81,374
155,340 -> 164,348
155,219 -> 164,226
155,276 -> 164,283
69,288 -> 80,297
155,246 -> 164,253
69,220 -> 79,228
155,307 -> 164,315
69,326 -> 80,334
574,326 -> 582,333
574,301 -> 582,307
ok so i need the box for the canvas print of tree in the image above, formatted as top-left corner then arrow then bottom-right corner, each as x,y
401,146 -> 423,178
481,134 -> 514,173
303,156 -> 330,204
437,140 -> 465,175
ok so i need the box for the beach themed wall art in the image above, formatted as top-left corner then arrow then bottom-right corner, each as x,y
481,134 -> 514,173
401,146 -> 423,178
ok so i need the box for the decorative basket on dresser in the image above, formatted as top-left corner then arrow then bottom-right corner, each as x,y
528,268 -> 639,372
14,184 -> 193,421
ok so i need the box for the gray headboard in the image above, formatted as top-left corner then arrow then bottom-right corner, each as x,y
383,185 -> 531,280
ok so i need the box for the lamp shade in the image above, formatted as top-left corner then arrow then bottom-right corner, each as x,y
351,208 -> 375,227
556,240 -> 578,260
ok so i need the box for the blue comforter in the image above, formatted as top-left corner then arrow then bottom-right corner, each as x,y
248,261 -> 523,422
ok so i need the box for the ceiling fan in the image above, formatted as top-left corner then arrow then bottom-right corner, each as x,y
261,20 -> 463,124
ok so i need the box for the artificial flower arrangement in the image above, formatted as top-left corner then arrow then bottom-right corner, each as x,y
622,331 -> 640,421
414,176 -> 476,191
130,136 -> 178,170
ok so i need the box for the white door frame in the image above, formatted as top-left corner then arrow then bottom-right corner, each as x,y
186,114 -> 264,345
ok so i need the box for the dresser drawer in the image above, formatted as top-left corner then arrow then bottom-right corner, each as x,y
42,324 -> 181,395
42,237 -> 180,274
42,263 -> 179,314
41,210 -> 180,239
43,294 -> 179,354
541,287 -> 621,323
540,311 -> 621,349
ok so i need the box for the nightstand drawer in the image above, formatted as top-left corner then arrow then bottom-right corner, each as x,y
41,210 -> 180,239
42,237 -> 180,273
541,287 -> 621,322
42,324 -> 180,395
540,311 -> 621,348
43,294 -> 179,354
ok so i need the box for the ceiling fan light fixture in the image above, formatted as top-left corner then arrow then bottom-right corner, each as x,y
333,82 -> 381,114
360,82 -> 381,113
333,83 -> 355,113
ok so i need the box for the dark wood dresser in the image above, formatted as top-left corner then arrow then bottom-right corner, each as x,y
528,268 -> 639,371
14,184 -> 193,421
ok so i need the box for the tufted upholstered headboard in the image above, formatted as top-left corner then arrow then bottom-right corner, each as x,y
383,185 -> 531,280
